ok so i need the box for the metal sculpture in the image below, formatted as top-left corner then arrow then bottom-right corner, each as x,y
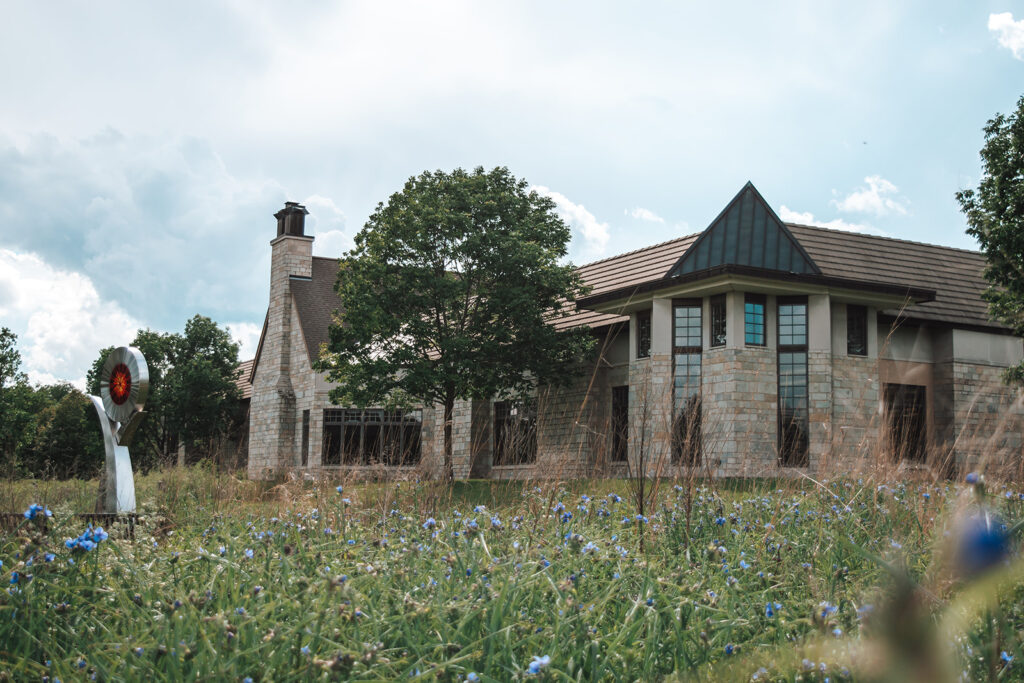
89,346 -> 149,513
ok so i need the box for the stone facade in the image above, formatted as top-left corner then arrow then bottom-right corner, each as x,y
701,346 -> 777,477
948,361 -> 1024,477
248,234 -> 312,476
246,199 -> 1024,481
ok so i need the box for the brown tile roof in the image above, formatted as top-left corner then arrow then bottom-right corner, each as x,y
277,224 -> 1000,372
554,235 -> 698,330
235,358 -> 254,400
572,223 -> 999,331
290,257 -> 343,364
787,224 -> 993,328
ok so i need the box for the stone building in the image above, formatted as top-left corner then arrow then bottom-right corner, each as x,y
242,184 -> 1024,480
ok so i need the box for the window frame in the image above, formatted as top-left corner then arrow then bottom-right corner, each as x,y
776,296 -> 809,467
672,298 -> 702,465
846,304 -> 868,356
744,294 -> 766,347
636,310 -> 652,359
493,399 -> 538,466
322,408 -> 422,466
709,294 -> 727,348
611,385 -> 629,463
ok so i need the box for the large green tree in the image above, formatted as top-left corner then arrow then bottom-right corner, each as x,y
0,328 -> 38,475
317,166 -> 595,481
87,315 -> 241,469
957,95 -> 1024,384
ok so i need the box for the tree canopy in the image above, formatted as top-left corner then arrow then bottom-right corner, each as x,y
957,94 -> 1024,384
87,315 -> 243,469
317,166 -> 595,480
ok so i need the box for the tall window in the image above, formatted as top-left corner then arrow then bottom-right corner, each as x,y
884,384 -> 926,462
777,297 -> 808,467
847,305 -> 867,356
301,409 -> 310,466
710,295 -> 727,347
611,385 -> 629,462
322,409 -> 422,466
636,310 -> 652,358
494,400 -> 537,465
745,294 -> 766,346
672,300 -> 702,465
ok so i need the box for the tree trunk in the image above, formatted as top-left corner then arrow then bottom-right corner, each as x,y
443,394 -> 455,483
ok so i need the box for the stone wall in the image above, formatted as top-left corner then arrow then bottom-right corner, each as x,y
247,235 -> 312,478
828,355 -> 881,466
950,361 -> 1024,477
700,347 -> 777,477
807,350 -> 833,470
627,355 -> 674,476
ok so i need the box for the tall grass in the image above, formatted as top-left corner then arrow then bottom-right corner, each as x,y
1,469 -> 1022,681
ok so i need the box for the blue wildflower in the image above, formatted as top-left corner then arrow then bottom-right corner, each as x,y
23,503 -> 52,520
244,548 -> 254,559
965,472 -> 979,485
956,510 -> 1009,577
1001,651 -> 1013,664
528,655 -> 551,674
301,645 -> 310,655
336,485 -> 343,494
423,517 -> 436,530
467,673 -> 480,682
725,644 -> 735,655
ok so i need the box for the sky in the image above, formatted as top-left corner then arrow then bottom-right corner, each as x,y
1,2 -> 1023,388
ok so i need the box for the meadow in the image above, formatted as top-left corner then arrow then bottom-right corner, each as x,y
1,468 -> 1022,682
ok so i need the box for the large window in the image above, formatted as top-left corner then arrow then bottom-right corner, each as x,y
494,400 -> 538,465
847,305 -> 867,356
322,409 -> 422,466
710,295 -> 727,347
884,384 -> 926,463
611,385 -> 629,462
777,297 -> 808,467
745,294 -> 766,346
636,310 -> 652,358
672,300 -> 702,465
301,410 -> 310,466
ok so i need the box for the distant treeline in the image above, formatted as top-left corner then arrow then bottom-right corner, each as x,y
0,316 -> 246,480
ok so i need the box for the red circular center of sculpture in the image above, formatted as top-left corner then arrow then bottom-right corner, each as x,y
109,363 -> 131,405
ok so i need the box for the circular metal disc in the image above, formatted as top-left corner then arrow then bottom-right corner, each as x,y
100,346 -> 149,423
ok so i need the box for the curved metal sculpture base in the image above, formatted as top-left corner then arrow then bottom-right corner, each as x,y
89,395 -> 137,513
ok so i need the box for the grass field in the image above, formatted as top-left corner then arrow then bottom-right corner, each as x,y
1,469 -> 1022,681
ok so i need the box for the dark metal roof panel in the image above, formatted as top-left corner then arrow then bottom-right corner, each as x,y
671,182 -> 820,277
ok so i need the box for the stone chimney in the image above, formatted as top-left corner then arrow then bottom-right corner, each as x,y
248,202 -> 313,477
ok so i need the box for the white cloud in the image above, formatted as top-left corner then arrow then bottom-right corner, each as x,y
225,321 -> 263,361
0,131 -> 288,332
831,175 -> 908,216
628,207 -> 665,223
778,206 -> 888,237
531,185 -> 610,258
304,194 -> 354,257
0,249 -> 141,389
989,12 -> 1024,59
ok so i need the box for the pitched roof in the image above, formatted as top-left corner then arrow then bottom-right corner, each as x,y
572,223 -> 999,331
669,182 -> 820,277
235,358 -> 254,400
787,224 -> 993,329
271,220 -> 1001,372
553,235 -> 698,330
290,256 -> 343,364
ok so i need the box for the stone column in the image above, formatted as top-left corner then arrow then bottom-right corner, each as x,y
248,205 -> 313,479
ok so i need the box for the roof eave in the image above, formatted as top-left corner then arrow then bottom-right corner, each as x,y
576,265 -> 936,313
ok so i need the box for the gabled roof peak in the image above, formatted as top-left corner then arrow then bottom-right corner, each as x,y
667,182 -> 821,277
